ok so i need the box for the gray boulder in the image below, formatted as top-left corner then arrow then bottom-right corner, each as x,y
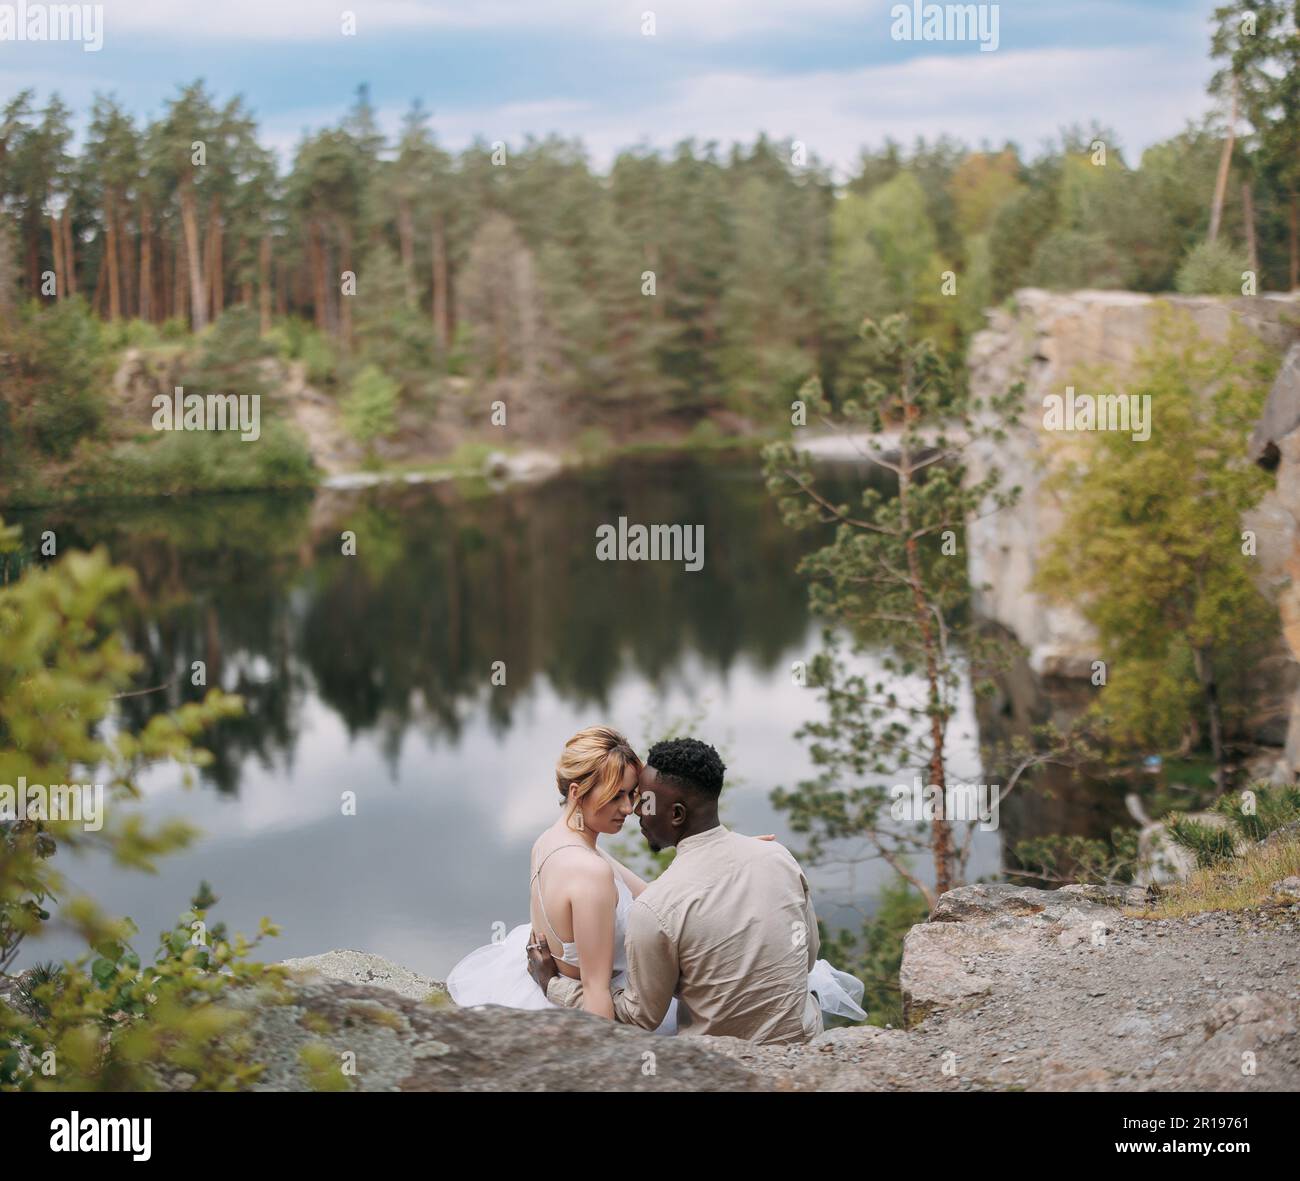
235,977 -> 772,1092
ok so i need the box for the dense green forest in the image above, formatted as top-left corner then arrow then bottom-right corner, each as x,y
0,3 -> 1297,487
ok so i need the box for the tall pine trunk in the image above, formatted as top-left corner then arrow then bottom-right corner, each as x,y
104,194 -> 122,319
1242,181 -> 1258,274
0,137 -> 12,305
162,228 -> 173,320
338,218 -> 353,351
138,201 -> 152,322
49,213 -> 64,299
1290,190 -> 1299,291
0,216 -> 16,316
309,218 -> 328,333
432,211 -> 449,353
259,235 -> 272,334
207,195 -> 223,319
24,223 -> 38,295
91,246 -> 107,315
61,210 -> 76,296
120,198 -> 136,319
895,378 -> 954,903
180,176 -> 206,331
175,232 -> 190,325
1209,78 -> 1237,245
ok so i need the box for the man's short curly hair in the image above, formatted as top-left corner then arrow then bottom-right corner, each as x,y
646,737 -> 726,798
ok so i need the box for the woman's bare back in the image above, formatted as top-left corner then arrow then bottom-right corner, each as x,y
529,834 -> 600,979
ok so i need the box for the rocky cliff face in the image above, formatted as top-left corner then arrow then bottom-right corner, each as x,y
1246,342 -> 1300,774
261,886 -> 1300,1092
966,288 -> 1300,680
965,288 -> 1300,769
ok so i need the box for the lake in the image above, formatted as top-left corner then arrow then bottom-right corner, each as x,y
12,451 -> 1003,979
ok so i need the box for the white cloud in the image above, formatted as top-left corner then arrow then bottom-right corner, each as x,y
10,21 -> 1213,179
102,0 -> 886,43
350,44 -> 1212,173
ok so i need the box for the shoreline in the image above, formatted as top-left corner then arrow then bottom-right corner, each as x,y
0,431 -> 777,513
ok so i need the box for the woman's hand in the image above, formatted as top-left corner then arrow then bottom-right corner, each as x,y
525,931 -> 558,995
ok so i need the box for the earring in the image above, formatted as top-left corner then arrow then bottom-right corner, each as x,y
571,808 -> 585,832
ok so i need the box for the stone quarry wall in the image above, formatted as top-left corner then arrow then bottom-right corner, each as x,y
1246,341 -> 1300,771
965,288 -> 1300,768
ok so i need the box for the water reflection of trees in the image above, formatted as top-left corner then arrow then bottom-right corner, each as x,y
22,456 -> 869,795
300,458 -> 823,749
21,495 -> 316,793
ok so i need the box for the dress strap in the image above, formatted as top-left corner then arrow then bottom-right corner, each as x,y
530,844 -> 590,947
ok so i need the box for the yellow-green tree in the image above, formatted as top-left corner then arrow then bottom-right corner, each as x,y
0,519 -> 284,1090
1036,308 -> 1278,786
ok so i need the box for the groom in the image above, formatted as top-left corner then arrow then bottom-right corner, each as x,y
526,737 -> 824,1044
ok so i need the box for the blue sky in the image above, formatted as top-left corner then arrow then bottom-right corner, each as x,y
1,0 -> 1223,172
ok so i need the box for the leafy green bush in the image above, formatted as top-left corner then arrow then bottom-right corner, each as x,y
1165,782 -> 1300,869
179,306 -> 276,401
158,316 -> 190,342
0,520 -> 284,1090
344,363 -> 398,451
6,889 -> 285,1090
86,419 -> 316,498
103,319 -> 163,351
813,878 -> 929,1029
300,331 -> 338,387
1166,816 -> 1239,868
1174,239 -> 1250,295
1013,827 -> 1142,887
268,317 -> 337,387
1,297 -> 109,459
264,318 -> 300,359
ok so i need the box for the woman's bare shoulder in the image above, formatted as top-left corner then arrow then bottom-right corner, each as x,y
531,836 -> 606,878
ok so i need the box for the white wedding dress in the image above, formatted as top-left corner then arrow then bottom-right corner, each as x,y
449,848 -> 681,1031
446,846 -> 868,1031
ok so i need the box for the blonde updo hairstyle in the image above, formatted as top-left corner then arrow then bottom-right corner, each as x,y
556,726 -> 642,831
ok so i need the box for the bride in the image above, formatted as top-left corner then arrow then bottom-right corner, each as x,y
448,725 -> 677,1028
446,725 -> 865,1033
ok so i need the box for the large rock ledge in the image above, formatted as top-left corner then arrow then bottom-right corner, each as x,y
235,978 -> 774,1092
264,884 -> 1300,1091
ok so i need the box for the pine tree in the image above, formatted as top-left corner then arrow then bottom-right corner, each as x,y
763,315 -> 1022,904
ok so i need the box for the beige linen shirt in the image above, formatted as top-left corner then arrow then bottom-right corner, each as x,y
546,824 -> 823,1045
